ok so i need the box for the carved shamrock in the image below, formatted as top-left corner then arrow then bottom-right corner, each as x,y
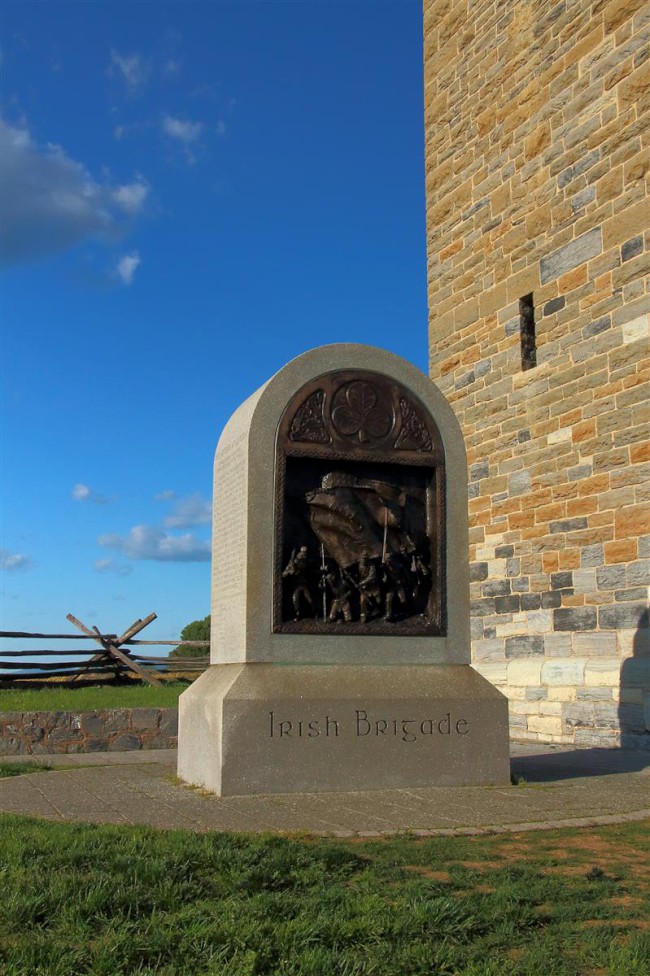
331,381 -> 393,443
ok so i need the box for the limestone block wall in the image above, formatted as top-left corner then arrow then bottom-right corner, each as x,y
423,0 -> 649,747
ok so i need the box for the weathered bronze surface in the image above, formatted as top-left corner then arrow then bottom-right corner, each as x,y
275,370 -> 445,635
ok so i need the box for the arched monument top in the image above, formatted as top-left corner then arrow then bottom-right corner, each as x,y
211,344 -> 470,666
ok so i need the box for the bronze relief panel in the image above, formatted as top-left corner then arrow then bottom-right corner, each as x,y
275,370 -> 445,636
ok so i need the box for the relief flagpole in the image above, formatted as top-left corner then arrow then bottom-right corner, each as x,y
320,543 -> 327,622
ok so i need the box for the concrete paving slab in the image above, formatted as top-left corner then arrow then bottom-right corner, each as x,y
0,744 -> 647,836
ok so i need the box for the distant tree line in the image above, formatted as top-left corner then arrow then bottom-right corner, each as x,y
169,615 -> 210,659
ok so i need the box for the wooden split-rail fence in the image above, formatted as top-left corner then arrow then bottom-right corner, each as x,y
0,613 -> 209,687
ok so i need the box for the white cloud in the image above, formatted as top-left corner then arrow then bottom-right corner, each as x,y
72,483 -> 91,501
162,114 -> 203,143
109,49 -> 150,93
0,549 -> 32,571
116,251 -> 141,286
162,58 -> 181,77
162,493 -> 212,528
154,489 -> 177,502
94,558 -> 133,577
0,118 -> 149,267
216,120 -> 226,136
162,114 -> 204,163
72,483 -> 111,504
99,525 -> 210,562
112,178 -> 149,214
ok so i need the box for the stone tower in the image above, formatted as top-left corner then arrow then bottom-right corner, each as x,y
424,0 -> 648,748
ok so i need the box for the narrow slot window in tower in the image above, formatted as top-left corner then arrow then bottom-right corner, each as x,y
520,293 -> 536,370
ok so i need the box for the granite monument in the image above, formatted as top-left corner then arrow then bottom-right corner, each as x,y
178,345 -> 509,794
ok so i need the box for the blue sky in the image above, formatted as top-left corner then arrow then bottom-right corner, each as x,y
1,0 -> 428,642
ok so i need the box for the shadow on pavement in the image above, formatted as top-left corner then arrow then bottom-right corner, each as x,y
510,747 -> 649,782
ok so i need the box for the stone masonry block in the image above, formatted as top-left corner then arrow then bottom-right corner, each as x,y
572,632 -> 617,657
507,659 -> 543,686
526,687 -> 548,701
109,733 -> 142,751
472,662 -> 508,685
505,635 -> 545,658
573,569 -> 597,594
623,313 -> 649,343
581,543 -> 604,567
577,687 -> 614,701
627,560 -> 650,586
473,639 -> 505,662
80,714 -> 105,737
159,710 -> 179,736
541,592 -> 563,609
518,596 -> 542,614
596,565 -> 627,590
617,703 -> 647,734
541,659 -> 587,686
593,703 -> 622,730
470,562 -> 489,582
551,572 -> 574,590
101,710 -> 130,734
622,236 -> 644,262
554,607 -> 598,631
540,228 -> 602,285
495,596 -> 521,614
508,713 -> 528,730
615,587 -> 648,603
528,715 -> 562,735
544,634 -> 573,657
584,660 -> 621,687
483,580 -> 512,598
599,603 -> 648,630
509,471 -> 531,496
563,702 -> 596,728
538,701 -> 563,718
527,609 -> 554,633
619,657 -> 650,689
129,708 -> 159,732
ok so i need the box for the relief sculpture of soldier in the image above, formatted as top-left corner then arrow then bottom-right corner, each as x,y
381,550 -> 410,622
358,554 -> 381,624
321,566 -> 354,624
282,546 -> 315,620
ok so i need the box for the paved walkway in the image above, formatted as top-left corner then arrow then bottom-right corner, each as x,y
0,744 -> 647,837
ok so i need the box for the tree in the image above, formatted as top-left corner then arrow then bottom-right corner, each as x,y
169,615 -> 211,659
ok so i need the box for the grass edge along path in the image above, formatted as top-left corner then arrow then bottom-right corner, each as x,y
0,682 -> 188,713
0,815 -> 647,976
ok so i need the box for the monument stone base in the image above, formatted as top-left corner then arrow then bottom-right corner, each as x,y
178,664 -> 510,796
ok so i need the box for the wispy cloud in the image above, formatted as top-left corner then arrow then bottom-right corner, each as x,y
161,493 -> 212,529
0,118 -> 149,267
72,483 -> 111,504
109,49 -> 150,93
162,58 -> 181,77
0,549 -> 33,571
94,558 -> 133,577
99,525 -> 210,562
115,251 -> 141,286
154,489 -> 177,502
162,114 -> 204,163
111,178 -> 149,214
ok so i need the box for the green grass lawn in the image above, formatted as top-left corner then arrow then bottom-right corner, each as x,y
0,816 -> 647,976
0,681 -> 188,713
0,761 -> 51,777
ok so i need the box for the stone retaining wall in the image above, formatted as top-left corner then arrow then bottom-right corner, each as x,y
0,708 -> 178,755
